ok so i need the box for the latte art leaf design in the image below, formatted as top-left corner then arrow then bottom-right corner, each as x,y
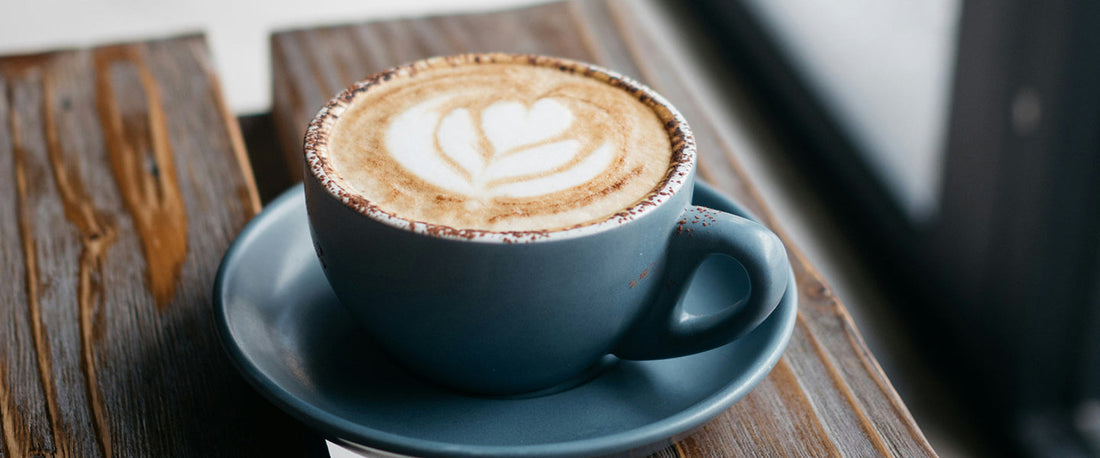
386,96 -> 615,199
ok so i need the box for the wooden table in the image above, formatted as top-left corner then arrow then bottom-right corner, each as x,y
0,1 -> 935,456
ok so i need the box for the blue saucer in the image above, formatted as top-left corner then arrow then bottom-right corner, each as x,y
213,182 -> 797,457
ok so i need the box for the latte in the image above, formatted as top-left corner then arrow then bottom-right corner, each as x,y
325,56 -> 673,232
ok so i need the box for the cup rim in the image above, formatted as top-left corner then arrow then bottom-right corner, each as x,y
304,53 -> 696,243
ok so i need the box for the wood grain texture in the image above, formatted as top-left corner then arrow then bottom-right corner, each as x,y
270,1 -> 937,456
0,35 -> 309,457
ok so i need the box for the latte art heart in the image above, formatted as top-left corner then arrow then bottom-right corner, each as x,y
326,61 -> 673,231
387,97 -> 615,199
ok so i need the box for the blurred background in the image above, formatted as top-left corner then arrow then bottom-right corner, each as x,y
3,0 -> 1098,456
686,1 -> 1100,456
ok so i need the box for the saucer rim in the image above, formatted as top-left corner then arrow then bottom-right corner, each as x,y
213,182 -> 797,458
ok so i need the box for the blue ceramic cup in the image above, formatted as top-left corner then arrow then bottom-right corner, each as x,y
303,54 -> 789,395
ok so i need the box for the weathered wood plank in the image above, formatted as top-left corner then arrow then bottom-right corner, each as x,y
0,35 -> 311,456
268,1 -> 936,456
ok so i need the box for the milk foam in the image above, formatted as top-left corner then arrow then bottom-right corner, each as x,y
388,95 -> 613,199
328,62 -> 672,231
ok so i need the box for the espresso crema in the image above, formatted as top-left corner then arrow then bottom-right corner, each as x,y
327,60 -> 673,232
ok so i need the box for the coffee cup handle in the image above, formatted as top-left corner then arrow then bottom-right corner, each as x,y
614,205 -> 789,360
